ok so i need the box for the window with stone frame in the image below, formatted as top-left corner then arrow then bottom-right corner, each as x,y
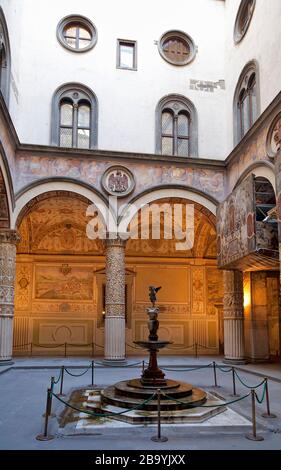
51,84 -> 98,149
161,109 -> 190,157
156,95 -> 198,157
237,70 -> 258,139
57,15 -> 97,53
0,8 -> 11,104
234,0 -> 256,44
117,39 -> 137,70
158,30 -> 196,66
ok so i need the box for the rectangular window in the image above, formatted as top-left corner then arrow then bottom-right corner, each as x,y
117,40 -> 137,70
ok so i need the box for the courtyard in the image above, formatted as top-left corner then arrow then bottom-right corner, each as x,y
1,355 -> 281,451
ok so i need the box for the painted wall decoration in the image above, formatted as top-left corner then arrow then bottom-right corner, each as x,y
35,265 -> 94,300
15,154 -> 226,202
267,113 -> 281,158
102,166 -> 135,197
217,175 -> 256,268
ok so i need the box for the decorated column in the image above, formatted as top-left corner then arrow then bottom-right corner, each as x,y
0,230 -> 20,365
104,237 -> 126,362
223,270 -> 246,364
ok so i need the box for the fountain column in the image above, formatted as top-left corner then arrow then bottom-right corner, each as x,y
104,237 -> 126,363
0,230 -> 20,365
223,270 -> 246,364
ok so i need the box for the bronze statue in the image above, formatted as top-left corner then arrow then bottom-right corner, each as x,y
149,286 -> 161,307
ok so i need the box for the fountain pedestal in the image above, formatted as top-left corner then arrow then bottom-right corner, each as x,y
100,286 -> 207,413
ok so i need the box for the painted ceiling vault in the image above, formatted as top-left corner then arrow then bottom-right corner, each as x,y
17,195 -> 217,258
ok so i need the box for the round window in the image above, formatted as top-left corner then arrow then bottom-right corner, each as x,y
234,0 -> 256,44
57,15 -> 97,52
158,31 -> 196,66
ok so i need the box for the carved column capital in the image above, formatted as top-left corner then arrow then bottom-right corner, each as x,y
105,237 -> 127,249
0,230 -> 21,246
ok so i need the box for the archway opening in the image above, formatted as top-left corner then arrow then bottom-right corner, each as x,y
13,191 -> 106,356
124,197 -> 223,355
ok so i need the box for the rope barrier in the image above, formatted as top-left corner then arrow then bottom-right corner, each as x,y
254,383 -> 267,404
64,364 -> 92,377
51,391 -> 156,418
162,390 -> 251,408
53,369 -> 62,385
162,363 -> 213,372
94,360 -> 143,368
13,342 -> 32,349
166,344 -> 195,351
33,343 -> 66,349
125,343 -> 143,350
234,370 -> 267,389
215,365 -> 233,373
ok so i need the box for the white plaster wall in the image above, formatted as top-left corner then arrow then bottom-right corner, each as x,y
224,0 -> 281,152
0,0 -> 23,130
0,0 -> 227,159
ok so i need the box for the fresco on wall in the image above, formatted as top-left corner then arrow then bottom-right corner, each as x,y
217,175 -> 256,268
35,265 -> 93,300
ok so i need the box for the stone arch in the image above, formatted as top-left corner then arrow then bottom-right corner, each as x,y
118,186 -> 218,235
0,147 -> 13,228
232,162 -> 276,194
12,179 -> 110,229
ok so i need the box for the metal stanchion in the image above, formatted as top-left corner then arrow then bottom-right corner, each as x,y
92,342 -> 94,358
64,342 -> 67,358
230,367 -> 240,397
36,388 -> 55,441
151,389 -> 168,443
42,377 -> 55,418
213,361 -> 219,387
246,389 -> 264,441
261,378 -> 276,419
91,360 -> 95,387
58,365 -> 65,396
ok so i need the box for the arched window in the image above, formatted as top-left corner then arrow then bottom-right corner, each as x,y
51,84 -> 98,149
234,62 -> 260,144
156,95 -> 197,157
0,8 -> 11,104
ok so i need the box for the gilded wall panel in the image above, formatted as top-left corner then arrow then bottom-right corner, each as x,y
15,263 -> 32,310
34,264 -> 94,301
191,267 -> 205,315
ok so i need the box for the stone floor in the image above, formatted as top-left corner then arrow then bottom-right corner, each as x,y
0,356 -> 281,450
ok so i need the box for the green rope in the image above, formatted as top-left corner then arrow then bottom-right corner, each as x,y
64,364 -> 92,377
94,360 -> 143,368
162,363 -> 213,372
53,370 -> 62,384
125,343 -> 143,350
33,342 -> 65,349
162,391 -> 251,408
234,370 -> 266,389
255,383 -> 267,404
215,365 -> 233,373
51,391 -> 156,418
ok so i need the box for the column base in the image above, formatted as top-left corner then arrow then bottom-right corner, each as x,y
0,359 -> 14,366
246,357 -> 270,364
223,358 -> 247,365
